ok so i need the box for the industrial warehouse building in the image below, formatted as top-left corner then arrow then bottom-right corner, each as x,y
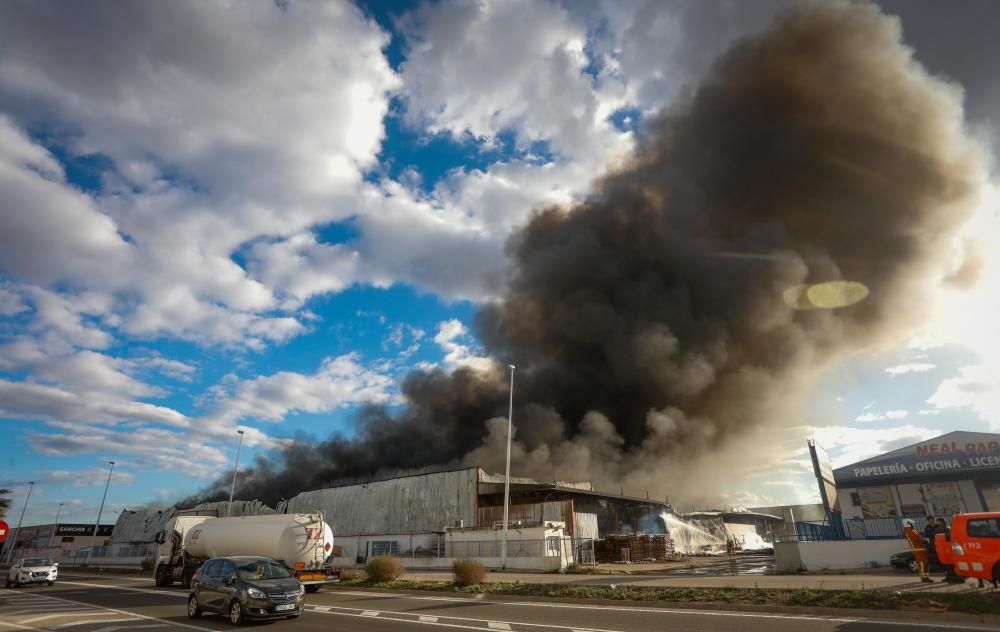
833,431 -> 1000,519
110,466 -> 673,569
0,523 -> 114,563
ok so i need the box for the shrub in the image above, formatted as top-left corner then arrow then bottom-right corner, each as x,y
452,559 -> 486,587
366,556 -> 405,583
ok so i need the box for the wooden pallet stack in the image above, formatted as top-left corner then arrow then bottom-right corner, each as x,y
593,534 -> 677,563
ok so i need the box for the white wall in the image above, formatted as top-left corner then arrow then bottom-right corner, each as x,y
775,539 -> 907,572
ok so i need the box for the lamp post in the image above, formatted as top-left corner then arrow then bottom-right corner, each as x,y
86,462 -> 114,566
227,429 -> 245,518
501,364 -> 515,571
48,502 -> 64,548
4,481 -> 34,563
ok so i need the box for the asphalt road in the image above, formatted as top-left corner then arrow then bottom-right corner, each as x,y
0,572 -> 995,632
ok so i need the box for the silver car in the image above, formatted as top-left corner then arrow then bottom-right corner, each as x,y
5,557 -> 59,587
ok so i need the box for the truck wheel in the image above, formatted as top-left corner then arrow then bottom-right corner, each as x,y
187,595 -> 203,619
155,565 -> 167,587
228,600 -> 245,626
181,567 -> 195,589
305,585 -> 320,593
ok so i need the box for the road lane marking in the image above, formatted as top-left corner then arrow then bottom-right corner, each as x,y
313,604 -> 621,632
90,626 -> 168,632
21,612 -> 109,624
55,619 -> 141,628
419,616 -> 439,623
361,610 -> 380,617
324,591 -> 996,631
57,581 -> 186,598
312,606 -> 331,611
17,592 -> 218,632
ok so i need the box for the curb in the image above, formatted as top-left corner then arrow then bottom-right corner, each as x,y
329,585 -> 1000,626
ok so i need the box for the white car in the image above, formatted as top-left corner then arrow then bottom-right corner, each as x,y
5,557 -> 59,587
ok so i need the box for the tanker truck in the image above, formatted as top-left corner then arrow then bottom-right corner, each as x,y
152,513 -> 340,591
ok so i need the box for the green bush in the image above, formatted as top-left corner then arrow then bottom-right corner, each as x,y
365,556 -> 405,583
452,559 -> 486,587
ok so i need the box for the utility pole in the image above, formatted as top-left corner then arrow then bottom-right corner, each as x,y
48,502 -> 64,548
227,429 -> 245,517
86,462 -> 115,567
501,364 -> 515,571
4,481 -> 34,563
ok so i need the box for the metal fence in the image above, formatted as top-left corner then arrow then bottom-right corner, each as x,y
337,536 -> 595,565
774,514 -> 952,543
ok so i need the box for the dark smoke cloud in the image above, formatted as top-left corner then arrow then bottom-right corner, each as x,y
186,1 -> 986,507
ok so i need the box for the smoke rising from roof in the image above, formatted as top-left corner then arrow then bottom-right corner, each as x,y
186,2 -> 986,507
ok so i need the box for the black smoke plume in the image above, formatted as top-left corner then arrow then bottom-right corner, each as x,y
187,2 -> 985,506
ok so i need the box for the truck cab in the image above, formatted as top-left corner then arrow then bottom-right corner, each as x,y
936,512 -> 1000,584
154,515 -> 212,587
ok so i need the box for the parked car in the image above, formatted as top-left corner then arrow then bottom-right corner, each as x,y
187,556 -> 304,625
936,512 -> 1000,584
889,550 -> 918,572
5,557 -> 58,587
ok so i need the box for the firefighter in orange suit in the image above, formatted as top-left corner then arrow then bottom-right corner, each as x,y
903,518 -> 932,583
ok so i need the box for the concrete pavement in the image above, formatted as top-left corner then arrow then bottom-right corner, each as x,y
0,572 -> 996,632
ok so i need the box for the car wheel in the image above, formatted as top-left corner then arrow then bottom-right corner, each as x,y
305,584 -> 320,593
187,595 -> 202,619
908,559 -> 919,573
228,600 -> 244,626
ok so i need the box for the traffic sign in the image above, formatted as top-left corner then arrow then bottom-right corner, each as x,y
0,520 -> 8,542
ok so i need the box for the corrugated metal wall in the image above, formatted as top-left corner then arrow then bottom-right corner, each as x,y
281,467 -> 479,536
111,500 -> 274,543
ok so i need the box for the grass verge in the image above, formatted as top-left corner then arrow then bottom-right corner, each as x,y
336,579 -> 998,615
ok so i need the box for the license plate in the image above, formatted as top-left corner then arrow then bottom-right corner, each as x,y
274,604 -> 296,612
299,573 -> 324,581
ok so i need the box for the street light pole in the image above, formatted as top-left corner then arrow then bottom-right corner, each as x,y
227,429 -> 245,518
87,461 -> 115,567
501,364 -> 515,571
4,481 -> 34,563
48,502 -> 64,548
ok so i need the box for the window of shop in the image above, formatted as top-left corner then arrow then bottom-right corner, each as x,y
921,481 -> 965,515
980,482 -> 1000,511
856,486 -> 898,518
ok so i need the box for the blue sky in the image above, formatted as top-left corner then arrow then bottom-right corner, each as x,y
1,0 -> 998,527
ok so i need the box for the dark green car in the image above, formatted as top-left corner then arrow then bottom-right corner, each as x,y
187,556 -> 305,625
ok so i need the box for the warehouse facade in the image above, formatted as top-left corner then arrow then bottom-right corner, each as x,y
833,431 -> 1000,520
109,466 -> 671,568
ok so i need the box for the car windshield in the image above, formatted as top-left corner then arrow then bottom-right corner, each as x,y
237,560 -> 291,581
23,558 -> 53,566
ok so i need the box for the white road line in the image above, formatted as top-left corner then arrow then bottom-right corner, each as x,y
419,616 -> 439,623
20,592 -> 219,632
56,581 -> 185,598
311,606 -> 332,612
361,610 -> 381,617
21,612 -> 110,624
309,608 -> 557,632
55,618 -> 140,628
326,590 -> 996,630
90,625 -> 168,632
0,622 -> 41,631
317,604 -> 623,632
